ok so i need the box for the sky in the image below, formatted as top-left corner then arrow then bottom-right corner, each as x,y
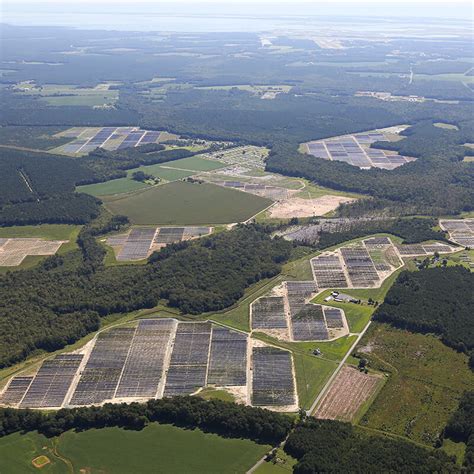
1,1 -> 472,30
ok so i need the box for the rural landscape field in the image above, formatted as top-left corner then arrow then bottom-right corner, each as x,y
0,1 -> 473,473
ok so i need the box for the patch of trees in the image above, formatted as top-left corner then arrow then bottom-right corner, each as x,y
0,396 -> 293,444
0,222 -> 292,367
443,391 -> 474,469
316,217 -> 446,249
131,170 -> 158,183
285,419 -> 457,473
0,148 -> 101,226
373,267 -> 474,360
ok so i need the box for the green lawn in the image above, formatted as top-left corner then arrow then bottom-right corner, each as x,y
103,181 -> 272,225
160,156 -> 226,171
0,431 -> 64,474
293,353 -> 338,410
77,177 -> 148,196
58,424 -> 270,474
0,424 -> 270,474
357,323 -> 474,446
129,165 -> 194,181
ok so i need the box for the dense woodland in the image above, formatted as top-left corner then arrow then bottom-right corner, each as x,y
0,148 -> 101,226
284,419 -> 457,473
0,396 -> 293,445
373,267 -> 474,363
443,391 -> 474,469
0,221 -> 292,367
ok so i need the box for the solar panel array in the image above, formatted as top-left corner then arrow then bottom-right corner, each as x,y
251,296 -> 287,329
306,131 -> 415,170
207,327 -> 247,386
115,319 -> 176,398
70,328 -> 135,406
21,355 -> 83,408
155,227 -> 185,244
340,247 -> 380,287
286,281 -> 319,326
117,227 -> 157,260
440,219 -> 474,247
364,237 -> 391,247
311,254 -> 348,288
396,244 -> 427,256
62,127 -> 163,154
324,308 -> 344,329
163,322 -> 212,396
251,347 -> 296,406
291,304 -> 329,340
0,376 -> 33,406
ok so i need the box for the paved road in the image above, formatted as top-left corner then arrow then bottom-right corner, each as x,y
307,320 -> 372,416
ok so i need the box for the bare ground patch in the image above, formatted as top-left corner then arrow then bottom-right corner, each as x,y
269,195 -> 356,218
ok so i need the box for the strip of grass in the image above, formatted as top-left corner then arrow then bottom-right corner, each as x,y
197,387 -> 236,402
357,323 -> 474,446
57,423 -> 270,474
293,352 -> 338,410
103,181 -> 272,225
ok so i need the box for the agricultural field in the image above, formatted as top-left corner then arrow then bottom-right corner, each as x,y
0,424 -> 270,474
315,365 -> 383,422
195,84 -> 293,99
14,81 -> 119,107
103,181 -> 273,225
356,323 -> 474,445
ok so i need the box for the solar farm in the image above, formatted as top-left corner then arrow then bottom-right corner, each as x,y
0,238 -> 67,266
440,219 -> 474,248
250,280 -> 348,342
54,126 -> 168,155
107,226 -> 213,261
0,319 -> 297,411
304,126 -> 416,170
311,237 -> 457,290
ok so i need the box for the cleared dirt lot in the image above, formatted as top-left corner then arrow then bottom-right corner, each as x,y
269,195 -> 356,218
315,365 -> 381,422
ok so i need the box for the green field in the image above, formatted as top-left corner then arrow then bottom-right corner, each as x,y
103,181 -> 272,225
160,155 -> 227,171
357,323 -> 474,446
0,424 -> 270,474
77,177 -> 148,196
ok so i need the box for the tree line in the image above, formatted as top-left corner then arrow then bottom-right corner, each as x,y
284,418 -> 458,473
443,391 -> 474,469
0,396 -> 293,445
0,221 -> 293,367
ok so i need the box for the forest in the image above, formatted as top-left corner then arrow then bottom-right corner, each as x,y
0,221 -> 293,367
284,419 -> 457,473
443,391 -> 474,469
0,396 -> 293,445
373,267 -> 474,362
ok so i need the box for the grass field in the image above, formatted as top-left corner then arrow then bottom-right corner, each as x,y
77,177 -> 148,196
128,166 -> 194,181
357,323 -> 474,446
103,181 -> 272,225
0,423 -> 270,474
58,424 -> 270,473
160,156 -> 227,171
0,431 -> 63,474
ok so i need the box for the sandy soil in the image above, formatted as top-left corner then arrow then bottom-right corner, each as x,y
269,195 -> 356,218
